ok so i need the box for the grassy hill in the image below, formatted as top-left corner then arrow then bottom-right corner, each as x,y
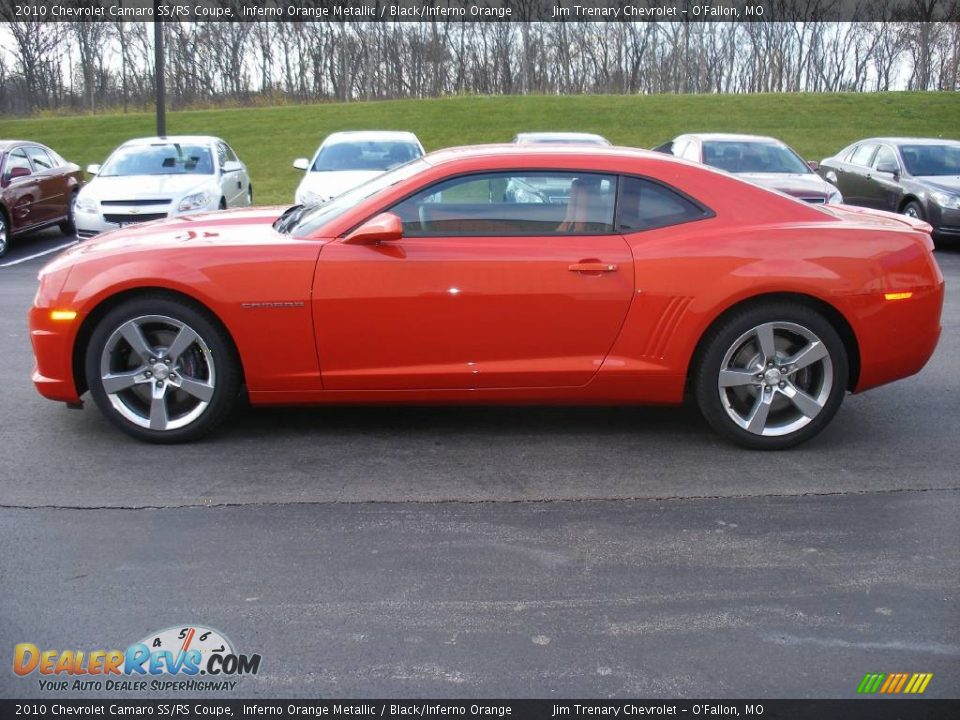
1,92 -> 957,206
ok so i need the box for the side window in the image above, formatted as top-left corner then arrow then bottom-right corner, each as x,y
873,145 -> 899,170
24,146 -> 54,171
222,143 -> 239,163
390,172 -> 618,236
617,176 -> 710,233
216,143 -> 228,168
5,149 -> 32,179
850,143 -> 878,167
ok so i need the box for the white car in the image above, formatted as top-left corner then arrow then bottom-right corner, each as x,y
75,135 -> 252,238
512,132 -> 612,146
292,131 -> 424,206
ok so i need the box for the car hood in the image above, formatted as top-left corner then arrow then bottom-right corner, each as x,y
83,174 -> 214,199
297,170 -> 383,199
915,176 -> 960,193
736,173 -> 836,200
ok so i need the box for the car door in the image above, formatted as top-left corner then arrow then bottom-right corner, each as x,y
312,171 -> 634,391
836,142 -> 878,207
864,144 -> 904,211
23,145 -> 64,225
217,141 -> 245,207
2,148 -> 42,231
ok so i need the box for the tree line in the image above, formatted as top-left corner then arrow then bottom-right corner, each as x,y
0,7 -> 958,115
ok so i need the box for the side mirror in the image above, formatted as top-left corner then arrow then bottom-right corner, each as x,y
86,164 -> 101,176
344,212 -> 403,245
806,160 -> 820,171
293,158 -> 310,171
7,166 -> 31,181
876,161 -> 899,176
221,160 -> 242,174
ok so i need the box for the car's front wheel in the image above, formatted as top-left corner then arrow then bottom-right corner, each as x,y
85,297 -> 240,443
902,200 -> 925,221
693,303 -> 848,450
0,212 -> 9,258
60,191 -> 78,236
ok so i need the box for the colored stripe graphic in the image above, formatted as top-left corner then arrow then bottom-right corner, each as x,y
857,672 -> 932,694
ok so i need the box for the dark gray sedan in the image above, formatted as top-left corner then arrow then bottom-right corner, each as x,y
818,137 -> 960,243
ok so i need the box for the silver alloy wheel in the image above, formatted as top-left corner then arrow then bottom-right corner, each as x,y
99,314 -> 216,431
904,205 -> 920,219
0,216 -> 7,255
717,321 -> 833,437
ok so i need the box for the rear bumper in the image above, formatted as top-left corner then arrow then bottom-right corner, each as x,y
29,305 -> 82,404
851,282 -> 944,393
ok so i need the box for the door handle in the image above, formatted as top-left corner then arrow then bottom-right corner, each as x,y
569,262 -> 618,273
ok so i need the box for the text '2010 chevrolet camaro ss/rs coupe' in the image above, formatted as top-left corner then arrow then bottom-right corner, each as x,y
29,145 -> 944,449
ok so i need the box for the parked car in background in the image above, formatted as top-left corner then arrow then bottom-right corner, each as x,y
0,140 -> 84,257
654,133 -> 842,205
75,136 -> 252,238
513,132 -> 611,146
818,137 -> 960,242
31,145 -> 942,449
292,131 -> 424,206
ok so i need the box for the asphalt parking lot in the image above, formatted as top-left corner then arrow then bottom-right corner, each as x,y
1,230 -> 958,699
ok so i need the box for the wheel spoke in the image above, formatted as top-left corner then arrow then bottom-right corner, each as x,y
120,322 -> 156,362
719,368 -> 759,387
148,384 -> 169,431
745,391 -> 774,434
175,375 -> 214,403
755,323 -> 777,364
785,341 -> 827,372
101,369 -> 146,395
782,383 -> 824,418
166,325 -> 200,362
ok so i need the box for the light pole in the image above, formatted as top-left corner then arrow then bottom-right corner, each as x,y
154,3 -> 166,137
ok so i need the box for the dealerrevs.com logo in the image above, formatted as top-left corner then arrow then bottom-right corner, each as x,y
13,625 -> 261,692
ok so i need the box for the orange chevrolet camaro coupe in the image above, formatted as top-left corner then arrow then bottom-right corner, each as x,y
29,145 -> 944,448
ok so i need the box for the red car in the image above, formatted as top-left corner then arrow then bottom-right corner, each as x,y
0,140 -> 84,257
29,146 -> 943,448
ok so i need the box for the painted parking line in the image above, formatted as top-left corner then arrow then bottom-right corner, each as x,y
0,240 -> 78,268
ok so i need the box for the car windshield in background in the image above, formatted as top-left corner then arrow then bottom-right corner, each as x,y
312,141 -> 422,172
99,144 -> 214,176
702,141 -> 810,174
290,159 -> 429,237
899,144 -> 960,176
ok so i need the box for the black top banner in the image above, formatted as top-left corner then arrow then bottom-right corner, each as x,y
1,0 -> 958,23
1,699 -> 959,719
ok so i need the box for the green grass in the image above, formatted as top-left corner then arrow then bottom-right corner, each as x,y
2,92 -> 958,206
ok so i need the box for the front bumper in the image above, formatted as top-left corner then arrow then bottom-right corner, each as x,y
29,305 -> 83,404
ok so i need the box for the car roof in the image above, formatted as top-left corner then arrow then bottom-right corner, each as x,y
514,132 -> 610,143
323,131 -> 421,144
858,137 -> 960,146
120,136 -> 223,146
680,133 -> 785,145
423,143 -> 667,166
0,139 -> 47,151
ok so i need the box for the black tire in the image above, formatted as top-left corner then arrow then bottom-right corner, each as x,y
901,200 -> 925,221
84,296 -> 241,443
693,302 -> 848,450
248,185 -> 254,205
219,197 -> 227,210
59,191 -> 78,236
0,211 -> 9,258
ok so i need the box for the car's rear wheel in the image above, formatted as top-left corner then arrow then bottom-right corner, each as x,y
85,297 -> 240,443
902,200 -> 925,221
60,191 -> 78,236
0,212 -> 9,258
693,303 -> 848,450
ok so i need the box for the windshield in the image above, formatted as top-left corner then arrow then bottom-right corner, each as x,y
702,141 -> 810,175
899,144 -> 960,176
290,159 -> 429,237
99,143 -> 214,177
312,140 -> 422,172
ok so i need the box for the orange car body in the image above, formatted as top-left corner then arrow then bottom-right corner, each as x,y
30,146 -> 944,410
